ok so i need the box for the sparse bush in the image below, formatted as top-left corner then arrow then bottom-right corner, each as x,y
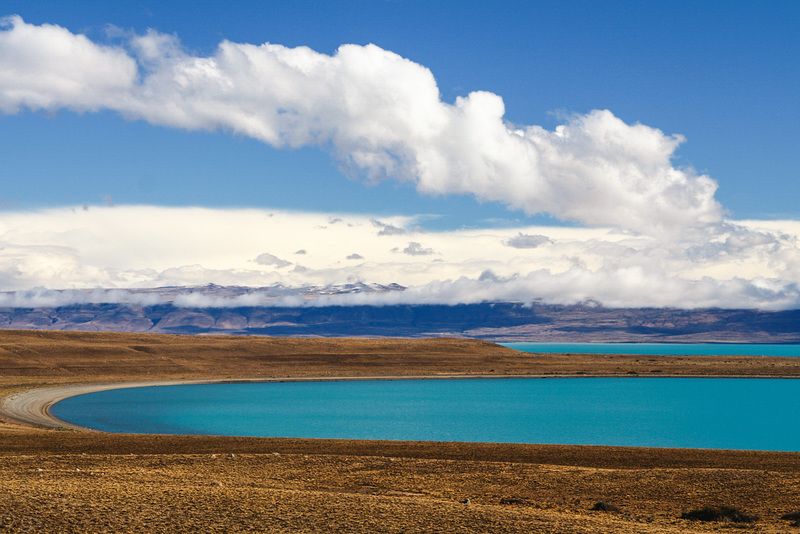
499,497 -> 526,505
680,505 -> 757,523
590,501 -> 619,512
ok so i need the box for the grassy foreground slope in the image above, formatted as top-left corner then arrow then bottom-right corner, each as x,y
2,329 -> 800,533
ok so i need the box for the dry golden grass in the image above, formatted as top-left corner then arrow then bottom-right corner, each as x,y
2,329 -> 800,533
3,329 -> 799,389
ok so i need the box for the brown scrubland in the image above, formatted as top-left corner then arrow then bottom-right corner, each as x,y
2,329 -> 800,533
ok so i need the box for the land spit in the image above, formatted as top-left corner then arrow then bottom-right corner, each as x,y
2,329 -> 800,533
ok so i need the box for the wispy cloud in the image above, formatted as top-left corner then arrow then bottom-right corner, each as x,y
505,233 -> 552,249
371,218 -> 407,236
0,16 -> 721,235
254,252 -> 292,268
395,242 -> 435,256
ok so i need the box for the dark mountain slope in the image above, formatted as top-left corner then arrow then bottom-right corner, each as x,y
2,302 -> 799,342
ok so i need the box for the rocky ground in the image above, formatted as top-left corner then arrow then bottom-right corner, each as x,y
2,329 -> 800,533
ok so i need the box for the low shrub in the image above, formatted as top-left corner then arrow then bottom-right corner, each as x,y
680,506 -> 757,523
590,501 -> 619,512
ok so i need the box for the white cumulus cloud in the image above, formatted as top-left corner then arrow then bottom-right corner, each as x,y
0,16 -> 723,234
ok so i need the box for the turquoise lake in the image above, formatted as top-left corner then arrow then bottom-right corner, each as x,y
502,342 -> 800,356
51,377 -> 800,451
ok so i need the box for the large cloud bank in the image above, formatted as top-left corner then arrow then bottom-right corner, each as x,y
1,206 -> 799,310
2,17 -> 797,311
0,16 -> 721,235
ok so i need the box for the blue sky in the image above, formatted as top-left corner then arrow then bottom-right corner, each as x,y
1,1 -> 800,309
3,0 -> 798,222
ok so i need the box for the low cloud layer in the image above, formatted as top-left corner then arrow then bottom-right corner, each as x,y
1,206 -> 799,310
0,16 -> 722,235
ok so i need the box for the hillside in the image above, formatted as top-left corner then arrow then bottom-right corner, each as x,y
2,299 -> 800,342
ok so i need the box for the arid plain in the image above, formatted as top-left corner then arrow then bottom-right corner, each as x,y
2,329 -> 800,533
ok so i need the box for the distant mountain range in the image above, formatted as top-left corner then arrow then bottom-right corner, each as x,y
2,284 -> 799,343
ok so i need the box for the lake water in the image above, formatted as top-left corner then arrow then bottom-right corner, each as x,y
502,342 -> 800,357
51,377 -> 800,451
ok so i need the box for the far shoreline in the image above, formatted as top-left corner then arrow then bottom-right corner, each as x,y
3,328 -> 800,435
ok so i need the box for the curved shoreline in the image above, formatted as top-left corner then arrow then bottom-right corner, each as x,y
5,372 -> 800,431
2,374 -> 526,429
1,380 -> 213,429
